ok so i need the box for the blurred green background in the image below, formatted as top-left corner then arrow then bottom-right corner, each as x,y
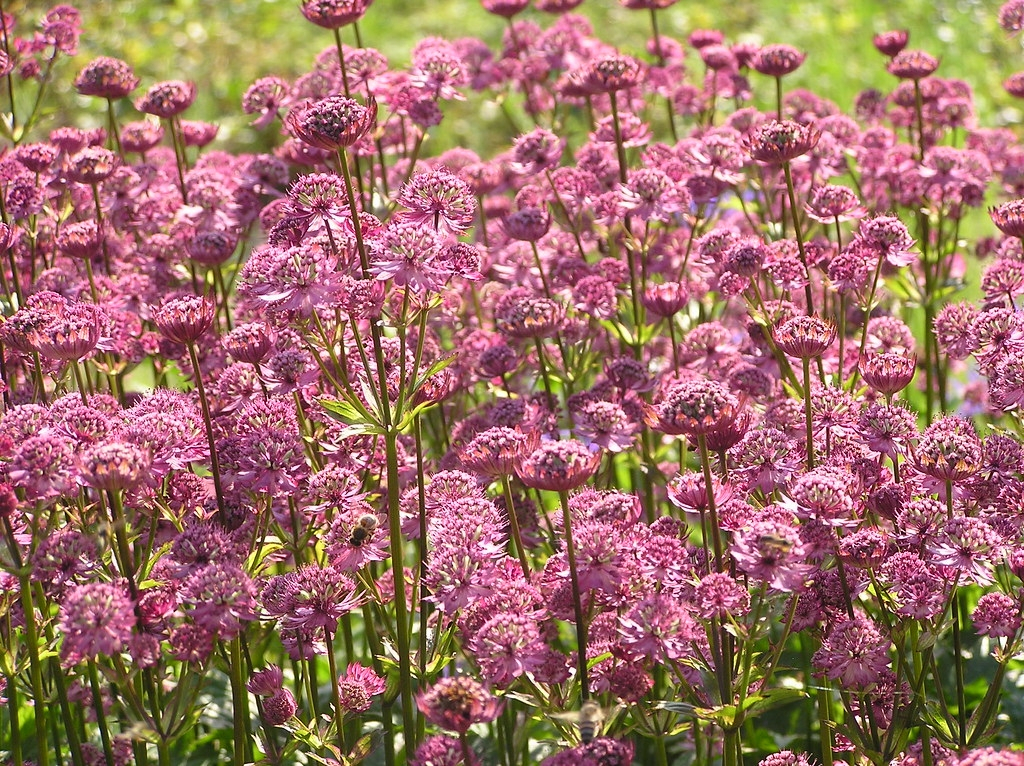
12,0 -> 1024,151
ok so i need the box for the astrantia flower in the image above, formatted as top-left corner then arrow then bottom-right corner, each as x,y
31,530 -> 99,598
515,439 -> 601,492
30,303 -> 101,362
80,441 -> 152,492
886,49 -> 939,80
338,663 -> 386,713
273,564 -> 363,638
774,315 -> 836,359
263,689 -> 298,725
915,415 -> 983,483
494,288 -> 565,339
618,167 -> 691,223
181,563 -> 258,638
991,198 -> 1024,239
59,582 -> 136,666
759,751 -> 816,766
813,614 -> 890,690
972,592 -> 1021,638
397,168 -> 476,236
300,0 -> 373,28
579,55 -> 645,94
368,217 -> 446,292
731,520 -> 814,592
152,295 -> 216,344
854,214 -> 917,267
928,516 -> 1003,585
416,676 -> 503,734
574,400 -> 637,453
66,146 -> 119,184
859,352 -> 916,396
411,735 -> 476,766
135,80 -> 196,118
74,56 -> 139,99
223,321 -> 274,365
750,44 -> 806,77
619,592 -> 696,663
470,610 -> 548,686
510,128 -> 564,174
286,95 -> 377,151
873,30 -> 910,57
805,184 -> 866,223
694,571 -> 750,619
646,378 -> 741,437
1000,0 -> 1024,35
745,120 -> 821,164
459,426 -> 534,477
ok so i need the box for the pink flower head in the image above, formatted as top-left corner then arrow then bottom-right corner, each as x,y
152,295 -> 216,345
731,520 -> 814,592
74,56 -> 139,99
300,0 -> 373,28
135,80 -> 196,118
646,378 -> 741,437
515,439 -> 601,492
750,44 -> 806,77
813,614 -> 890,690
287,95 -> 377,151
59,582 -> 136,666
886,49 -> 939,80
338,663 -> 387,713
854,214 -> 917,267
873,30 -> 910,57
415,676 -> 503,734
397,167 -> 476,237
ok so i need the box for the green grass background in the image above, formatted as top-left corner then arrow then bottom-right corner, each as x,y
15,0 -> 1024,150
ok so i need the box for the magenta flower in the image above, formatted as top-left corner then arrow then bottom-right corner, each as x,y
338,663 -> 387,713
813,615 -> 890,691
515,439 -> 601,492
416,676 -> 503,734
59,582 -> 136,666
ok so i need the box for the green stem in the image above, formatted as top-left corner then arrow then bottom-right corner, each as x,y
782,161 -> 814,314
558,489 -> 589,701
502,474 -> 532,579
229,635 -> 251,766
186,341 -> 227,520
803,356 -> 815,469
88,662 -> 116,766
696,433 -> 725,571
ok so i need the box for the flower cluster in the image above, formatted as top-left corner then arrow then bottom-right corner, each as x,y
3,2 -> 1024,766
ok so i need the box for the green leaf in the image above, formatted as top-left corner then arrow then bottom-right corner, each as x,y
319,395 -> 385,437
739,687 -> 807,719
412,353 -> 457,391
